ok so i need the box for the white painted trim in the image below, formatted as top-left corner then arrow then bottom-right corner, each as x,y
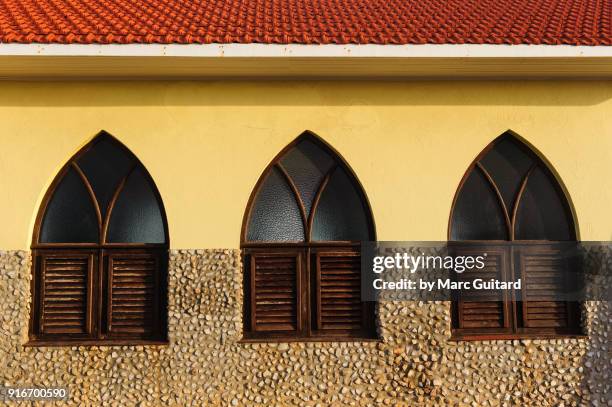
1,43 -> 610,79
0,43 -> 610,58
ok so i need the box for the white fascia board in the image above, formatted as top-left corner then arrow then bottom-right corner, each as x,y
0,43 -> 611,58
0,43 -> 610,79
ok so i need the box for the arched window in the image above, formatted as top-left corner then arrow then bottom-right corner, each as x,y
449,132 -> 581,339
241,131 -> 376,340
30,132 -> 168,345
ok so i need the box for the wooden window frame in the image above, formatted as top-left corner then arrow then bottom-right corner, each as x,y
28,132 -> 169,346
241,132 -> 377,342
448,133 -> 584,341
242,244 -> 377,342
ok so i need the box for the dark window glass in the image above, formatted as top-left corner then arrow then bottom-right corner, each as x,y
107,168 -> 166,243
40,167 -> 99,243
280,138 -> 335,217
514,166 -> 573,241
77,135 -> 134,218
311,167 -> 371,241
479,137 -> 534,211
247,167 -> 305,241
450,167 -> 508,241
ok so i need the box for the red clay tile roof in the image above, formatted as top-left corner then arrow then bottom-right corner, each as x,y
0,0 -> 610,46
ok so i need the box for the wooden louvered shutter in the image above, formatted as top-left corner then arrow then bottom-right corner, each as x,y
454,247 -> 512,336
246,251 -> 302,336
106,250 -> 165,338
36,251 -> 95,337
313,249 -> 373,337
517,245 -> 580,333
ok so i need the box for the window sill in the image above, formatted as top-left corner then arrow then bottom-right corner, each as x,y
449,333 -> 588,342
239,336 -> 381,344
24,339 -> 169,347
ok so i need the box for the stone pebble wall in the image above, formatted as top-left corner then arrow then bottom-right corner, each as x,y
0,250 -> 609,406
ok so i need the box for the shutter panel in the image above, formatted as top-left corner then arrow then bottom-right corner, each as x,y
454,247 -> 512,334
107,251 -> 162,337
517,246 -> 578,331
314,250 -> 371,335
249,252 -> 301,334
38,252 -> 94,336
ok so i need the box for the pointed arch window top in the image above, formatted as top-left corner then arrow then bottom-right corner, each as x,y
478,136 -> 534,212
279,137 -> 335,218
450,132 -> 575,242
37,132 -> 168,245
77,134 -> 134,219
244,132 -> 374,243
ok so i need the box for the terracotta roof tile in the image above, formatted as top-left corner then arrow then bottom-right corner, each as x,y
0,0 -> 609,45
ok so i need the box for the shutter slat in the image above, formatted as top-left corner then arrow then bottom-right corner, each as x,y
320,305 -> 360,311
256,304 -> 293,310
251,254 -> 299,333
462,320 -> 504,328
321,311 -> 361,317
41,255 -> 91,335
44,282 -> 86,289
463,308 -> 502,315
524,319 -> 566,328
321,280 -> 360,287
462,302 -> 500,309
255,324 -> 295,331
109,254 -> 159,336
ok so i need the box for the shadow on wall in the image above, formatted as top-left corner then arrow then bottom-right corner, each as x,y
0,81 -> 609,107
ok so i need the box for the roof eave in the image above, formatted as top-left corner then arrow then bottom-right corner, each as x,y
0,43 -> 610,79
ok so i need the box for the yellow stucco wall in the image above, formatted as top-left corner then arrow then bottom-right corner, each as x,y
0,81 -> 610,249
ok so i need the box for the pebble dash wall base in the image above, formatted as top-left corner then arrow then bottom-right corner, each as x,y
0,249 -> 609,406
